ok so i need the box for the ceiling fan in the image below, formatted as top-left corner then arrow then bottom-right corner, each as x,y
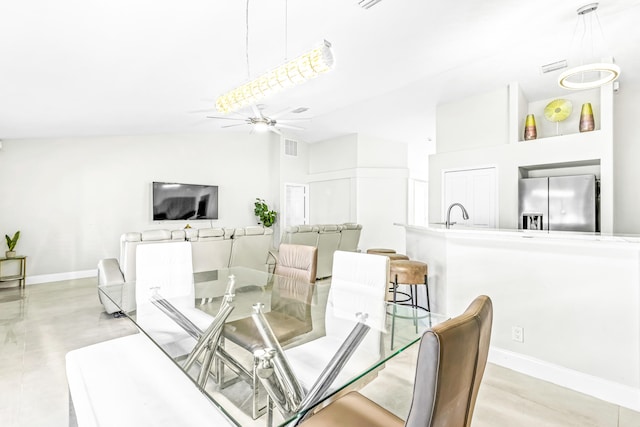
206,104 -> 310,135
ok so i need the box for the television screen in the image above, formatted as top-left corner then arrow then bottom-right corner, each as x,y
152,182 -> 219,221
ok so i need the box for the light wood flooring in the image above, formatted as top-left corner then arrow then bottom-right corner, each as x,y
1,278 -> 639,426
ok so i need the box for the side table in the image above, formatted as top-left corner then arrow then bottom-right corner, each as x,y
0,256 -> 27,288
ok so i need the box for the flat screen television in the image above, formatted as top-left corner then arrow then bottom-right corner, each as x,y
152,182 -> 219,221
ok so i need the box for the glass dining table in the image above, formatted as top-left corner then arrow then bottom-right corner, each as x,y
98,266 -> 447,427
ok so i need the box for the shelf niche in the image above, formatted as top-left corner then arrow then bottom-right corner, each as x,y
509,83 -> 609,144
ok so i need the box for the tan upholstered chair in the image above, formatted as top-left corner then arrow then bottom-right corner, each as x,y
222,243 -> 318,418
224,244 -> 317,352
299,295 -> 493,427
274,243 -> 318,284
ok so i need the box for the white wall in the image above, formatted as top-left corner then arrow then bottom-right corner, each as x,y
405,226 -> 640,410
0,132 -> 278,277
613,83 -> 640,234
436,86 -> 509,153
308,134 -> 358,174
277,136 -> 311,243
307,134 -> 408,252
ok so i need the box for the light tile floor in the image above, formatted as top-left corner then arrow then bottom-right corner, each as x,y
1,278 -> 639,427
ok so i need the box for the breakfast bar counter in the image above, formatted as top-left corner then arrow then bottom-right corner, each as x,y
397,223 -> 640,411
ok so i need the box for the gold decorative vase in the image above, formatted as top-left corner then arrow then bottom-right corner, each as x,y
579,102 -> 595,132
524,114 -> 537,140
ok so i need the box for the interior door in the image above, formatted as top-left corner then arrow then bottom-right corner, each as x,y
283,183 -> 309,228
443,167 -> 497,228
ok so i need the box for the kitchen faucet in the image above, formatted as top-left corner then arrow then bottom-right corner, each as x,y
445,203 -> 469,229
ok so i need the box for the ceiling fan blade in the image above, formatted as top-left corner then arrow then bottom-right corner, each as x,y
275,117 -> 312,122
251,104 -> 262,118
276,124 -> 304,130
221,123 -> 248,128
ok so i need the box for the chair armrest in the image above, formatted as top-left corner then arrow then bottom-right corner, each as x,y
269,249 -> 279,265
98,258 -> 125,286
268,249 -> 278,274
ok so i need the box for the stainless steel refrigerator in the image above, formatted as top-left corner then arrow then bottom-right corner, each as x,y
518,174 -> 598,232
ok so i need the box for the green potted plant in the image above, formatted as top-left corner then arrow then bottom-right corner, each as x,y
5,231 -> 20,258
254,198 -> 277,228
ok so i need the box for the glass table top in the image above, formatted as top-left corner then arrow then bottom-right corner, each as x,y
98,266 -> 447,426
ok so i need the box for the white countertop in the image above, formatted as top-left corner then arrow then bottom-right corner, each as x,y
396,223 -> 640,244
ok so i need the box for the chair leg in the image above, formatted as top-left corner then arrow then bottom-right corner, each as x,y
412,285 -> 418,333
425,274 -> 431,312
252,357 -> 261,419
390,275 -> 398,350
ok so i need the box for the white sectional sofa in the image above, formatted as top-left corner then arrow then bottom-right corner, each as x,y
281,223 -> 362,279
97,226 -> 274,314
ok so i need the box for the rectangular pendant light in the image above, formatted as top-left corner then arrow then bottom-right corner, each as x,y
216,40 -> 335,114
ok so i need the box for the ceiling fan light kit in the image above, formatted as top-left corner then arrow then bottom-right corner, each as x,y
557,3 -> 620,91
216,40 -> 335,114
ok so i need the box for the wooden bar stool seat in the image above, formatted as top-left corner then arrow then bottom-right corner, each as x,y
366,248 -> 396,254
371,252 -> 409,262
389,260 -> 430,311
389,259 -> 430,349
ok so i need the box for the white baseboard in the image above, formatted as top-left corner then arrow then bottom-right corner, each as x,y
26,269 -> 97,285
489,347 -> 640,412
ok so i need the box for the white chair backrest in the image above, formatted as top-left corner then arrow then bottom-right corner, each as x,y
325,251 -> 389,354
228,226 -> 274,271
337,223 -> 362,252
282,225 -> 320,247
135,241 -> 195,314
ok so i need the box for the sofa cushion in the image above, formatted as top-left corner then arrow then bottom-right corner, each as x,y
171,230 -> 186,240
141,229 -> 172,241
123,232 -> 142,242
198,228 -> 225,240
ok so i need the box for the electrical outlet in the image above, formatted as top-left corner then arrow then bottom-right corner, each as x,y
511,326 -> 524,343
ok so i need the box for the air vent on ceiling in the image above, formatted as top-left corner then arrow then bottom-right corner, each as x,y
357,0 -> 383,9
541,60 -> 568,74
285,139 -> 298,157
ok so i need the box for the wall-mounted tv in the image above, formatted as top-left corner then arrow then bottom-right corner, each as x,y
152,182 -> 219,221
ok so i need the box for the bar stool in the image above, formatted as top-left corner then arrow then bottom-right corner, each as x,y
389,259 -> 430,349
366,248 -> 396,254
389,260 -> 430,311
371,252 -> 411,302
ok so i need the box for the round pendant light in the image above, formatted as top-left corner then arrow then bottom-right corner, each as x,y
557,3 -> 621,91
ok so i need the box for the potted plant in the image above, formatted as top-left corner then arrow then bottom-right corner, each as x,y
254,198 -> 277,228
5,231 -> 20,258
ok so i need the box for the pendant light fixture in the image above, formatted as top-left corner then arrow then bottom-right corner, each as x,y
216,41 -> 334,114
558,3 -> 620,90
215,0 -> 335,115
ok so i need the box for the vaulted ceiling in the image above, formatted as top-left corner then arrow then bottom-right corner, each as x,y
2,0 -> 639,145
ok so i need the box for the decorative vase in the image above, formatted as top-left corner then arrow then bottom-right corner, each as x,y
5,251 -> 16,258
524,114 -> 537,140
579,102 -> 595,132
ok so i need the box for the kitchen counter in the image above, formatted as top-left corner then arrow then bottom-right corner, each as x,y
397,223 -> 640,411
400,223 -> 640,243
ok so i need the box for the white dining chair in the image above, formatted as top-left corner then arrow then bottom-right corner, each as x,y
283,250 -> 390,390
135,241 -> 214,357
